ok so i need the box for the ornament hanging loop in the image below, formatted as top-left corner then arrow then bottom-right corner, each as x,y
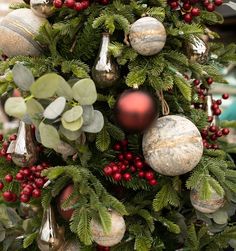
156,90 -> 170,116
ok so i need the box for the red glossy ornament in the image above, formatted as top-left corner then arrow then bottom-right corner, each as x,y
5,174 -> 13,183
214,0 -> 223,5
191,7 -> 200,16
222,93 -> 229,99
113,173 -> 122,182
123,173 -> 132,181
3,191 -> 13,202
57,184 -> 78,221
207,77 -> 213,85
149,179 -> 158,186
115,89 -> 157,132
170,1 -> 179,9
145,171 -> 155,180
20,194 -> 30,203
206,3 -> 215,11
183,13 -> 193,23
183,2 -> 191,10
213,108 -> 221,116
53,0 -> 63,8
222,128 -> 230,135
104,166 -> 113,176
194,79 -> 200,86
65,0 -> 75,8
32,188 -> 41,198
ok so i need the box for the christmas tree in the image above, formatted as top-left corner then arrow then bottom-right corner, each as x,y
0,0 -> 236,250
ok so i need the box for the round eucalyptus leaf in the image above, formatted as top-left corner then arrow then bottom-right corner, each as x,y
35,128 -> 41,143
72,78 -> 97,105
26,98 -> 44,126
59,125 -> 82,141
62,105 -> 83,123
12,63 -> 34,91
39,122 -> 60,149
82,105 -> 94,125
56,80 -> 73,100
4,97 -> 27,119
43,97 -> 66,120
82,110 -> 104,133
212,209 -> 228,225
61,117 -> 83,132
30,73 -> 66,99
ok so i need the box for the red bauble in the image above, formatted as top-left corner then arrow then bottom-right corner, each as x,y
57,184 -> 78,221
183,13 -> 193,23
115,90 -> 157,132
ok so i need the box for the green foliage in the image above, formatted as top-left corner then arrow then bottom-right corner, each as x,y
23,232 -> 38,248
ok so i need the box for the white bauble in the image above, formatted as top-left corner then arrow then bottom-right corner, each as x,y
142,115 -> 203,176
91,210 -> 126,247
0,9 -> 46,57
129,17 -> 166,56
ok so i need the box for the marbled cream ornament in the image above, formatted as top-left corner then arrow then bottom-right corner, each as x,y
0,8 -> 46,57
91,210 -> 126,247
142,115 -> 203,176
129,16 -> 166,56
190,187 -> 225,214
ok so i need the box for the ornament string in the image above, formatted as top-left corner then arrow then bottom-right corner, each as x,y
156,90 -> 170,116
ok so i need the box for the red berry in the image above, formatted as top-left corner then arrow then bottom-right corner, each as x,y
20,194 -> 30,203
3,191 -> 13,202
123,160 -> 129,165
145,171 -> 155,180
183,2 -> 191,10
113,173 -> 122,182
34,171 -> 42,178
0,134 -> 3,141
112,165 -> 119,173
207,77 -> 213,84
183,13 -> 192,23
201,129 -> 208,139
2,141 -> 9,150
206,3 -> 215,11
29,175 -> 34,181
113,143 -> 121,151
215,130 -> 223,137
0,182 -> 4,190
104,166 -> 113,176
36,165 -> 43,172
124,152 -> 133,161
149,179 -> 158,186
209,125 -> 217,132
53,0 -> 63,8
23,169 -> 31,177
208,116 -> 213,123
118,153 -> 124,161
81,0 -> 89,9
194,79 -> 200,86
203,141 -> 209,148
214,0 -> 223,5
130,166 -> 136,173
216,99 -> 222,105
22,187 -> 32,196
120,139 -> 128,147
123,173 -> 132,181
74,2 -> 83,11
6,154 -> 12,162
65,0 -> 75,8
213,108 -> 221,116
210,134 -> 217,141
100,0 -> 109,4
191,7 -> 200,16
35,178 -> 44,188
222,93 -> 229,99
42,162 -> 49,168
30,166 -> 37,172
170,1 -> 179,9
32,188 -> 41,198
212,144 -> 219,149
120,164 -> 127,171
222,128 -> 230,135
138,171 -> 145,178
135,161 -> 144,169
16,172 -> 24,181
9,134 -> 16,141
5,174 -> 13,183
0,148 -> 6,156
11,193 -> 17,202
211,103 -> 219,110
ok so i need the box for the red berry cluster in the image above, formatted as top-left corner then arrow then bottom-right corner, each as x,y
0,162 -> 49,203
97,245 -> 110,251
103,140 -> 158,186
0,133 -> 17,162
53,0 -> 109,11
168,0 -> 223,23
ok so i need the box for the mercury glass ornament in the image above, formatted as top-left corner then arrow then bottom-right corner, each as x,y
30,0 -> 54,18
190,187 -> 225,213
10,121 -> 38,167
129,16 -> 166,56
0,9 -> 46,57
91,210 -> 126,247
92,33 -> 120,88
37,206 -> 65,251
186,36 -> 209,64
142,115 -> 203,176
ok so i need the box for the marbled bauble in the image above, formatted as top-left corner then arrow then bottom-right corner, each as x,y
31,0 -> 54,18
190,187 -> 225,213
91,210 -> 126,247
129,17 -> 166,56
57,184 -> 79,221
142,115 -> 203,176
0,9 -> 46,57
186,36 -> 209,64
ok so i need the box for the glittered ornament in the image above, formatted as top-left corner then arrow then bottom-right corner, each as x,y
186,36 -> 209,64
0,9 -> 46,57
31,0 -> 54,18
57,184 -> 79,221
115,89 -> 157,132
129,16 -> 166,56
9,121 -> 38,167
91,210 -> 126,247
142,115 -> 203,176
37,205 -> 65,251
190,186 -> 225,213
92,33 -> 120,88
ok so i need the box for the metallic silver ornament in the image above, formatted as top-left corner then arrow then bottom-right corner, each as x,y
10,121 -> 38,167
37,206 -> 65,251
186,36 -> 209,64
92,33 -> 120,88
30,0 -> 54,18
